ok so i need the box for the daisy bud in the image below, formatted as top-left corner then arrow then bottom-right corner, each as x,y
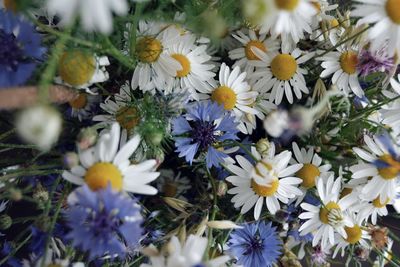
16,105 -> 62,151
33,184 -> 49,210
8,188 -> 22,202
217,181 -> 228,196
256,138 -> 271,157
77,127 -> 97,150
63,152 -> 79,169
0,214 -> 12,230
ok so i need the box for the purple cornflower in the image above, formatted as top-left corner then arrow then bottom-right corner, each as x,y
65,185 -> 143,260
172,100 -> 239,168
357,47 -> 394,77
0,10 -> 45,87
228,222 -> 282,267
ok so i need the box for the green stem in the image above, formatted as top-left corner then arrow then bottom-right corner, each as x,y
0,169 -> 63,182
0,233 -> 32,266
205,168 -> 218,261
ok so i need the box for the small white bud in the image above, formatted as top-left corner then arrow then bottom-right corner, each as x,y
16,105 -> 62,151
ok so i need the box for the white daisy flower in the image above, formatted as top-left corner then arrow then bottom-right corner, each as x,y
380,75 -> 400,137
351,134 -> 400,202
299,175 -> 357,250
131,22 -> 182,94
355,196 -> 390,225
226,144 -> 304,220
164,33 -> 217,99
93,82 -> 139,139
258,0 -> 317,44
229,28 -> 279,73
55,51 -> 110,92
332,212 -> 370,258
318,44 -> 364,97
68,91 -> 101,121
46,0 -> 129,34
291,142 -> 332,205
140,235 -> 230,267
62,122 -> 160,195
250,45 -> 313,104
352,0 -> 400,56
201,63 -> 259,133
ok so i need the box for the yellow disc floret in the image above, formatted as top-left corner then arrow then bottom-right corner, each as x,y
172,54 -> 191,77
116,106 -> 140,132
251,178 -> 279,197
296,163 -> 320,189
271,54 -> 297,81
136,37 -> 163,63
69,93 -> 88,109
245,40 -> 267,60
319,201 -> 341,224
377,154 -> 400,180
345,225 -> 362,244
211,86 -> 237,110
372,196 -> 390,208
84,162 -> 123,191
59,51 -> 96,86
340,51 -> 358,74
275,0 -> 300,11
386,0 -> 400,24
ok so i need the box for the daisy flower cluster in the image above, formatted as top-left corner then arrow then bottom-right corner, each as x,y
2,0 -> 400,266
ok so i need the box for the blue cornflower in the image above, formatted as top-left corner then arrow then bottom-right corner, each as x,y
65,185 -> 143,260
0,10 -> 45,87
228,222 -> 282,267
0,242 -> 21,267
172,100 -> 239,168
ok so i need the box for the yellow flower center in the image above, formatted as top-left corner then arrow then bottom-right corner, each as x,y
340,187 -> 353,199
377,154 -> 400,180
245,40 -> 267,60
339,51 -> 358,75
211,86 -> 237,110
84,162 -> 123,191
296,163 -> 320,189
68,93 -> 88,109
345,225 -> 362,244
4,0 -> 17,12
136,37 -> 163,63
386,0 -> 400,24
330,18 -> 340,28
372,196 -> 390,208
270,54 -> 297,81
58,51 -> 96,86
319,201 -> 341,224
251,178 -> 279,197
172,54 -> 191,77
274,0 -> 300,11
116,106 -> 140,131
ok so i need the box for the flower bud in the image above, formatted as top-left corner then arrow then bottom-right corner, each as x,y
217,181 -> 228,197
256,138 -> 271,157
16,105 -> 62,151
33,184 -> 49,210
8,188 -> 22,202
77,127 -> 97,150
0,214 -> 12,230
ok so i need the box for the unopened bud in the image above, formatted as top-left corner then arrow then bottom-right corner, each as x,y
77,127 -> 97,150
256,138 -> 271,157
217,181 -> 228,197
33,184 -> 49,210
9,188 -> 22,201
0,214 -> 12,230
